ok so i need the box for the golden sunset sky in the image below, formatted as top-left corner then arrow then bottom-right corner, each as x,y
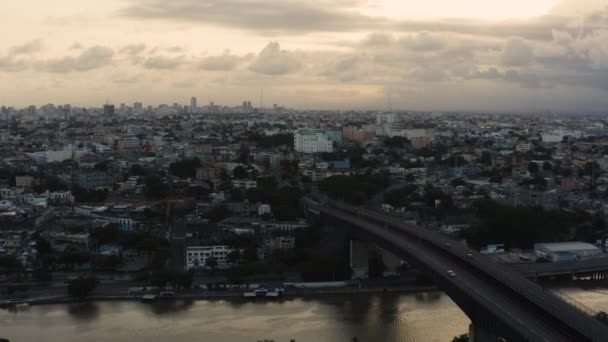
1,0 -> 607,112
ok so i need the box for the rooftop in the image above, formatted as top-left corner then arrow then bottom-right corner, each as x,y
535,242 -> 600,252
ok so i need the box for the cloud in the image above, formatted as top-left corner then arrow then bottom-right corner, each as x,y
362,32 -> 394,47
249,42 -> 300,75
173,79 -> 198,88
143,55 -> 184,69
121,0 -> 384,34
0,56 -> 27,72
166,46 -> 184,53
43,46 -> 114,73
400,32 -> 446,51
406,66 -> 449,82
502,38 -> 534,66
9,39 -> 44,56
199,52 -> 249,71
120,44 -> 147,55
70,43 -> 84,50
113,73 -> 144,84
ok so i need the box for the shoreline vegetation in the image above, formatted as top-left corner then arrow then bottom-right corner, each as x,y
1,284 -> 437,308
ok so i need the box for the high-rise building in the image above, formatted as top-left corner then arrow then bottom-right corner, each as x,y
63,104 -> 71,121
190,97 -> 197,113
27,105 -> 36,118
103,104 -> 115,117
1,106 -> 8,124
133,102 -> 143,114
376,113 -> 396,125
294,129 -> 334,154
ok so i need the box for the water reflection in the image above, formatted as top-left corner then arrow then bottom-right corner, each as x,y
144,300 -> 195,315
415,292 -> 441,302
1,293 -> 472,342
66,302 -> 100,322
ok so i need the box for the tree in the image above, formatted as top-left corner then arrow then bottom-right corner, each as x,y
384,136 -> 410,149
227,250 -> 241,264
451,334 -> 469,342
67,277 -> 98,299
450,178 -> 467,187
542,161 -> 553,171
368,251 -> 386,279
528,162 -> 539,174
318,174 -> 390,205
207,206 -> 232,223
479,151 -> 492,166
594,311 -> 608,325
169,158 -> 201,179
128,164 -> 146,176
94,162 -> 108,172
0,255 -> 22,271
237,145 -> 250,164
144,176 -> 170,199
232,166 -> 248,180
206,257 -> 219,273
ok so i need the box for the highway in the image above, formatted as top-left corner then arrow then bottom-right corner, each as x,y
305,196 -> 608,341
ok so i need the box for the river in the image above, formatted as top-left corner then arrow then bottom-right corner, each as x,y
1,288 -> 607,342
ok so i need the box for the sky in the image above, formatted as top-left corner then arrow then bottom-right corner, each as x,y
1,0 -> 608,112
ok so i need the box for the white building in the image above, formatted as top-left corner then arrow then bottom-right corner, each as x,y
541,133 -> 564,144
0,188 -> 20,200
74,206 -> 135,231
264,236 -> 295,251
26,146 -> 74,164
516,142 -> 532,153
376,113 -> 396,125
294,129 -> 333,154
534,242 -> 602,262
49,191 -> 75,204
185,245 -> 234,271
232,180 -> 257,190
258,204 -> 271,216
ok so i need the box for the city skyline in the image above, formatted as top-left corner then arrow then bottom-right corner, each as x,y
1,0 -> 608,112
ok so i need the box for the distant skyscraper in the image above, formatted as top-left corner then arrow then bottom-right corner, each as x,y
190,97 -> 197,113
103,104 -> 115,117
1,106 -> 8,124
133,102 -> 143,114
27,105 -> 36,119
63,104 -> 71,121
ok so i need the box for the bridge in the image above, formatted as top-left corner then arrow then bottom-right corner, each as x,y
303,195 -> 608,342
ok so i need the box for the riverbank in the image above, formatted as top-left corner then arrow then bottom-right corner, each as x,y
1,284 -> 437,308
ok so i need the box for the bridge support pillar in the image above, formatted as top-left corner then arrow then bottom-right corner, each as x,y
468,323 -> 502,342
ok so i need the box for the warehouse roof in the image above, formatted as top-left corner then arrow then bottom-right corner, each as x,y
534,242 -> 600,252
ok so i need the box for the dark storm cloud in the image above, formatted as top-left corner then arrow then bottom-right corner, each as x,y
121,0 -> 386,34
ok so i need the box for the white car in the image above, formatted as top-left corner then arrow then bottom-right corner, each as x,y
447,270 -> 456,277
